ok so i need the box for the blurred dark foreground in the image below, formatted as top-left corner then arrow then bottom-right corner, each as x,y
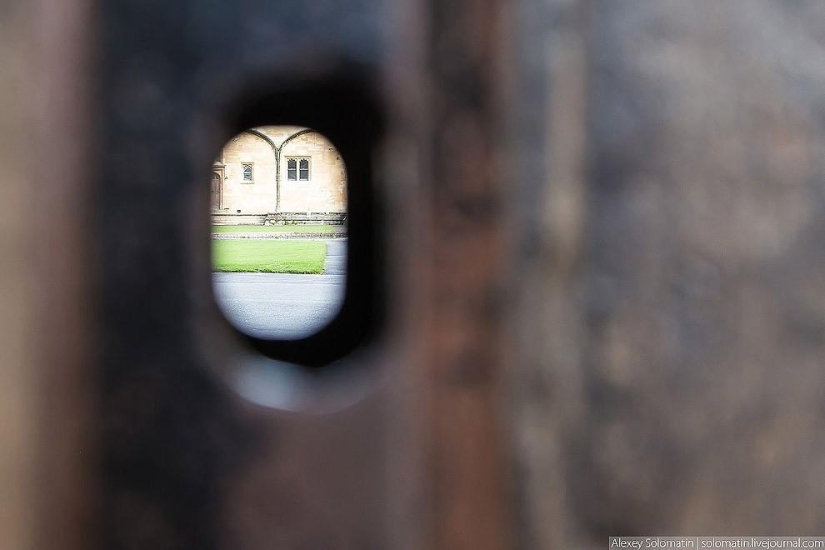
3,1 -> 825,550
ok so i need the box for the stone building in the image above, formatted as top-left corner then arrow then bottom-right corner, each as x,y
211,125 -> 347,225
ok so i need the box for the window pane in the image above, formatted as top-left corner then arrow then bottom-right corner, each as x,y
299,159 -> 309,181
243,164 -> 252,181
287,159 -> 297,181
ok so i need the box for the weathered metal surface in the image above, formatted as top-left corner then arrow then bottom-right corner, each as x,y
391,0 -> 515,548
511,1 -> 825,547
97,1 -> 389,549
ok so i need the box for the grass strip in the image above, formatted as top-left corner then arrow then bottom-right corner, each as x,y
212,240 -> 327,274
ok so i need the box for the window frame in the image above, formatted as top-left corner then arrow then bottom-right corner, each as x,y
241,162 -> 254,183
286,156 -> 311,182
286,158 -> 297,181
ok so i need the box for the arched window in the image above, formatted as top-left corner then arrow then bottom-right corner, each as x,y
286,158 -> 311,181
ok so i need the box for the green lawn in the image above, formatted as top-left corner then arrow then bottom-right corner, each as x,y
212,225 -> 339,234
212,240 -> 327,273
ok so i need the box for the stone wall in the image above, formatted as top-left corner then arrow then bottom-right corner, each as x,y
215,125 -> 347,218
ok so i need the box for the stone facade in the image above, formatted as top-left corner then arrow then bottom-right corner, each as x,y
211,125 -> 347,224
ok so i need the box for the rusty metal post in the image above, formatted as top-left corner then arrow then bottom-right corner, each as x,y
387,0 -> 516,549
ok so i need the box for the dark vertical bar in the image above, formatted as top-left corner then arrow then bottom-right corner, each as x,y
409,0 -> 514,548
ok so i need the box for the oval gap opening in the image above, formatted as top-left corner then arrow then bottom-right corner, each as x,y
211,125 -> 347,341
